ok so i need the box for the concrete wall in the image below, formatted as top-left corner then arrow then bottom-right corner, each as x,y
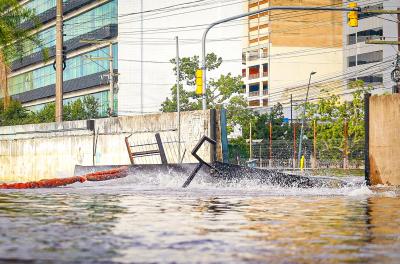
0,110 -> 216,182
369,94 -> 400,186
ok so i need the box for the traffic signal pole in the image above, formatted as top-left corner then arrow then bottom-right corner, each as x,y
201,6 -> 359,111
55,0 -> 64,122
200,5 -> 400,110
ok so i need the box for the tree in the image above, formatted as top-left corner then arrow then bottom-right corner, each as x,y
254,103 -> 290,141
0,0 -> 47,109
161,53 -> 244,112
0,96 -> 101,126
63,97 -> 100,121
303,80 -> 370,160
161,53 -> 255,138
0,99 -> 30,126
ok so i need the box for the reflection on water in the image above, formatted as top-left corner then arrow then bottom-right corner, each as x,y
0,186 -> 399,263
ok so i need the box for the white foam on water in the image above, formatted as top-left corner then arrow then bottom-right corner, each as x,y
66,169 -> 399,198
348,186 -> 374,196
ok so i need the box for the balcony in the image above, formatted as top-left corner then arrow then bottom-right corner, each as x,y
248,55 -> 259,61
249,73 -> 260,80
248,65 -> 260,80
262,90 -> 268,96
248,100 -> 260,107
248,91 -> 260,97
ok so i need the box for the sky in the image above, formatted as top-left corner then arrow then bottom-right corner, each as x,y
117,0 -> 245,115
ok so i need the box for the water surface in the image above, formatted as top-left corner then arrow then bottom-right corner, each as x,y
0,175 -> 399,263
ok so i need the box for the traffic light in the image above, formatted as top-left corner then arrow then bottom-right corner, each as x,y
195,69 -> 203,95
347,2 -> 358,27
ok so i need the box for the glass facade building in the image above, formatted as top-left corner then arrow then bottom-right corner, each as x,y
4,0 -> 119,116
8,45 -> 118,96
20,0 -> 117,58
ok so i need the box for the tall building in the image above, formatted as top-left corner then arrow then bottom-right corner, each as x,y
343,0 -> 399,96
242,0 -> 344,115
3,0 -> 118,117
1,0 -> 243,116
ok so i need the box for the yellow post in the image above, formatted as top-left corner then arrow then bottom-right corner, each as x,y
300,155 -> 305,171
195,69 -> 203,95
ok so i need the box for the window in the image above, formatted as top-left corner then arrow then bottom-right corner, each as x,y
359,4 -> 383,20
358,74 -> 383,84
348,33 -> 356,45
248,50 -> 259,61
348,56 -> 356,67
23,0 -> 65,16
347,28 -> 382,45
18,0 -> 117,58
357,51 -> 383,65
26,90 -> 115,117
8,44 -> 118,96
242,69 -> 246,78
242,52 -> 246,65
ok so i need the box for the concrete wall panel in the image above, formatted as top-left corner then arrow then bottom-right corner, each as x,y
369,94 -> 400,186
0,110 -> 212,182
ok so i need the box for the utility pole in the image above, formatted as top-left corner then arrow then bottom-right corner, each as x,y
0,56 -> 10,109
140,0 -> 144,114
290,94 -> 293,128
80,40 -> 116,116
249,122 -> 253,160
343,119 -> 349,170
298,71 -> 316,165
55,0 -> 64,122
269,121 -> 272,167
313,119 -> 317,169
293,123 -> 297,168
108,42 -> 114,116
175,36 -> 181,163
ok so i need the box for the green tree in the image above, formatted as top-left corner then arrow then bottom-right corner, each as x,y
303,80 -> 370,159
1,0 -> 48,109
36,103 -> 56,123
0,99 -> 30,126
161,53 -> 244,111
161,53 -> 254,137
0,96 -> 101,126
63,97 -> 100,121
254,103 -> 290,141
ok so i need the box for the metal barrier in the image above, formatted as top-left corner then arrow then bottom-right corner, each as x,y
125,133 -> 168,165
182,136 -> 219,188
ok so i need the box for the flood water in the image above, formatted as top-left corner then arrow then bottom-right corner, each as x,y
0,174 -> 399,263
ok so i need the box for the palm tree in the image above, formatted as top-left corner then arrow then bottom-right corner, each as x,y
0,0 -> 46,109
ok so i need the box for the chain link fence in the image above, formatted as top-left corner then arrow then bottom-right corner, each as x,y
228,139 -> 365,175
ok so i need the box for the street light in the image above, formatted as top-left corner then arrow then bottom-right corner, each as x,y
297,71 -> 316,167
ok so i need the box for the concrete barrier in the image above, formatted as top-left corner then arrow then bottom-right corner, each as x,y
368,94 -> 400,186
0,110 -> 220,182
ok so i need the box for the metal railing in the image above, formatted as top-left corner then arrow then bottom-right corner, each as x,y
248,91 -> 260,97
248,73 -> 260,79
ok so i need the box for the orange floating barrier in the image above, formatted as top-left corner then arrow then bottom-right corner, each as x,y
85,166 -> 129,181
0,166 -> 129,189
